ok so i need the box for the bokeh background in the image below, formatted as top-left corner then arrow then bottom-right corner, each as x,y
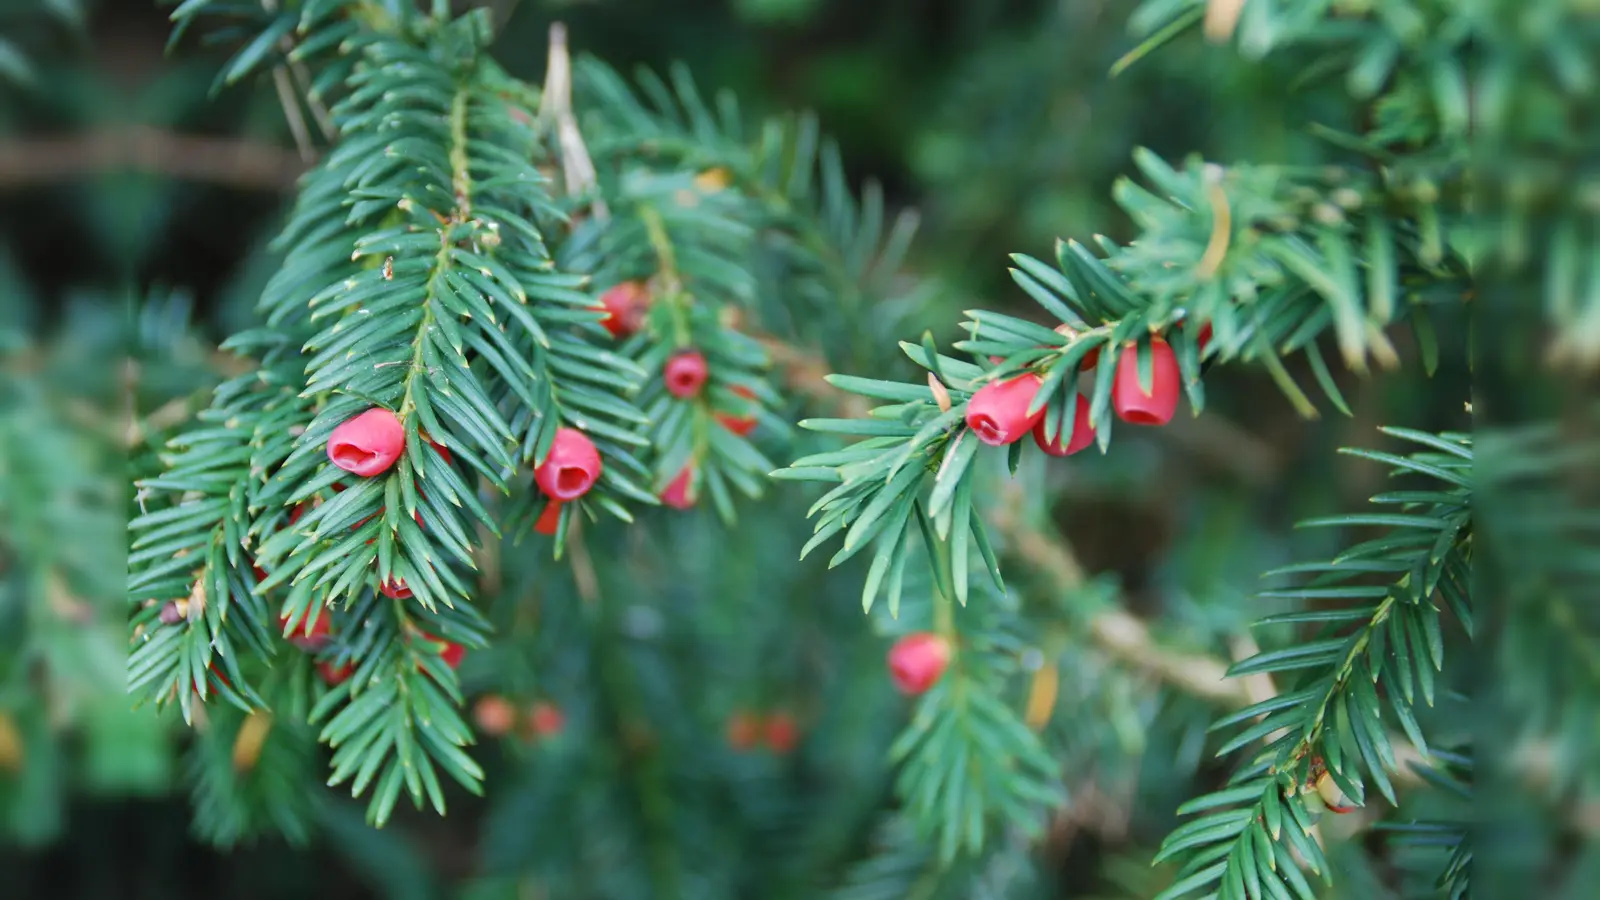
0,1 -> 1473,898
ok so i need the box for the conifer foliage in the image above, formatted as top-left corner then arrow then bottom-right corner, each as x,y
110,0 -> 1595,896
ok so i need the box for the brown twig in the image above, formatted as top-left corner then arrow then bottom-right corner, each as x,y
989,496 -> 1251,707
756,336 -> 872,419
0,126 -> 306,190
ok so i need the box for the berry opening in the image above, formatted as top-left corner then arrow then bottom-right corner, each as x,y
969,415 -> 1002,443
331,445 -> 378,468
1119,408 -> 1163,426
556,467 -> 588,494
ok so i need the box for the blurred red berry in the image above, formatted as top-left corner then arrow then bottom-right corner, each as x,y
473,695 -> 516,736
318,660 -> 354,686
594,281 -> 650,338
726,711 -> 760,750
664,350 -> 709,399
439,639 -> 465,669
764,712 -> 799,754
280,603 -> 331,651
715,385 -> 759,436
534,502 -> 563,535
529,701 -> 565,738
660,466 -> 697,510
888,633 -> 951,695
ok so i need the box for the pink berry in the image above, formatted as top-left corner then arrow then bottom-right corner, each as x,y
965,375 -> 1045,446
715,385 -> 759,436
887,632 -> 951,695
534,427 -> 603,501
664,350 -> 709,399
1032,393 -> 1096,456
1112,338 -> 1181,426
327,408 -> 405,477
660,466 -> 697,510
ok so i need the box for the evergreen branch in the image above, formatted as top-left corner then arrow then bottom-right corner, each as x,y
886,587 -> 1065,865
573,56 -> 922,364
134,8 -> 654,830
1152,427 -> 1471,900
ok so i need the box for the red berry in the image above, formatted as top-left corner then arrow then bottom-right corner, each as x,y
534,427 -> 603,501
1196,323 -> 1214,353
660,466 -> 697,510
1032,393 -> 1096,457
715,385 -> 759,436
965,375 -> 1045,446
595,281 -> 649,338
438,638 -> 465,669
887,632 -> 951,695
252,565 -> 269,583
534,502 -> 563,536
529,701 -> 565,737
426,438 -> 453,466
664,350 -> 709,399
318,660 -> 354,686
379,577 -> 412,600
1081,347 -> 1102,369
287,501 -> 310,526
726,711 -> 760,750
280,603 -> 331,651
1112,338 -> 1181,426
764,712 -> 799,754
327,408 -> 405,477
473,695 -> 516,736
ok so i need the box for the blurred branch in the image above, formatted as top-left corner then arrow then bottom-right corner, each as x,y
756,335 -> 872,419
0,126 -> 306,189
989,494 -> 1252,707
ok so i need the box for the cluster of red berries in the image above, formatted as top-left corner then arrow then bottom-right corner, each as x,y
593,281 -> 765,512
325,404 -> 604,546
472,694 -> 565,741
887,632 -> 952,695
725,710 -> 800,754
966,325 -> 1210,455
316,635 -> 465,688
